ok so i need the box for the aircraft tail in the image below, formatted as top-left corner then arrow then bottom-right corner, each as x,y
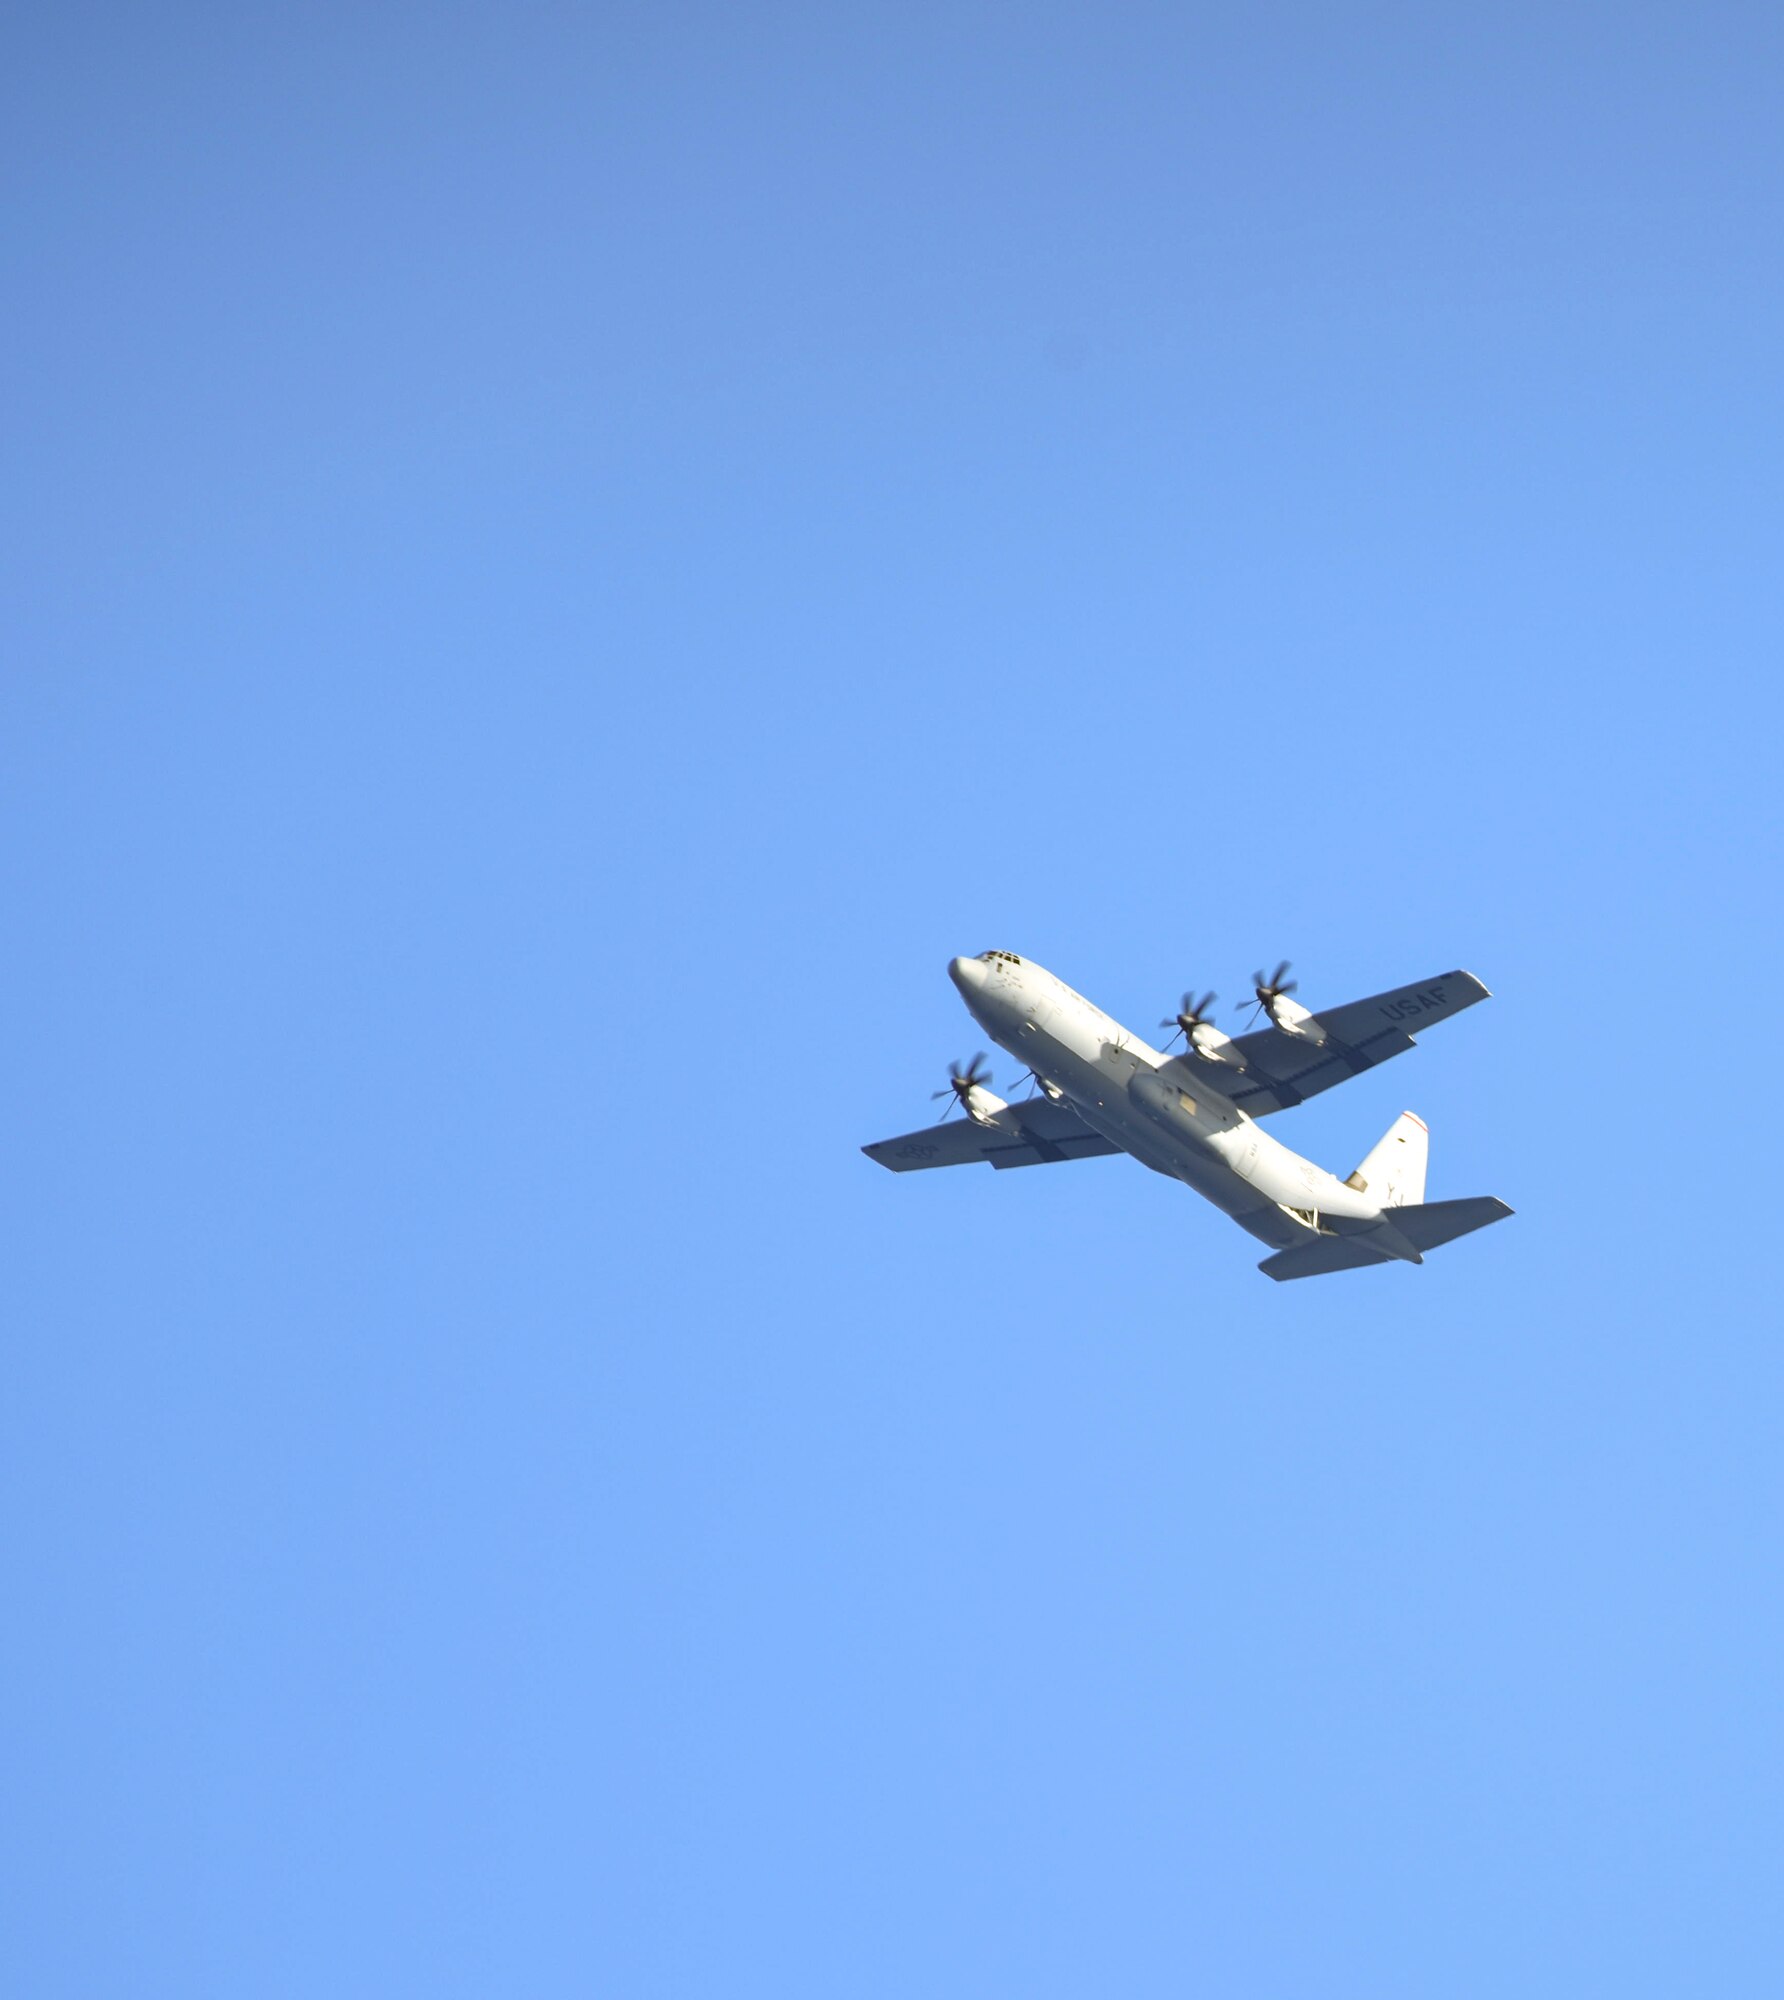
1390,1196 -> 1513,1253
1258,1196 -> 1512,1281
1347,1111 -> 1428,1208
1257,1237 -> 1396,1280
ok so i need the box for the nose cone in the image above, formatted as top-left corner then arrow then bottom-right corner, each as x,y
949,955 -> 986,994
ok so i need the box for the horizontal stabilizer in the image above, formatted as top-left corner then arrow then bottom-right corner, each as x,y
1258,1237 -> 1393,1281
1389,1196 -> 1513,1252
1258,1196 -> 1512,1281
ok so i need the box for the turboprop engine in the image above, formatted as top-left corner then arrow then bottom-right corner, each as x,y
1251,961 -> 1327,1045
932,1054 -> 1007,1127
1160,990 -> 1247,1069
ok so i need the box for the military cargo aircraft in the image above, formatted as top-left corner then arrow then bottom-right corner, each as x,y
864,953 -> 1509,1280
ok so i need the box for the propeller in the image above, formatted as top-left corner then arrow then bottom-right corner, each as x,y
932,1052 -> 993,1118
1247,960 -> 1297,1023
1160,990 -> 1218,1052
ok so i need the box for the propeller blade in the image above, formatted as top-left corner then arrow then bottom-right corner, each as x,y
936,1052 -> 991,1110
1167,991 -> 1218,1036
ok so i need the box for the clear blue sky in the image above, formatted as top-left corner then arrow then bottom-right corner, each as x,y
6,5 -> 1782,1993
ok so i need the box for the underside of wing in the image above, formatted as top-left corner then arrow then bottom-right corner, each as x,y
1193,970 -> 1492,1116
862,1097 -> 1121,1172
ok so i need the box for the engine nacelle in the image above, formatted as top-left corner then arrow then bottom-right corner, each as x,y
1265,993 -> 1326,1044
1188,1021 -> 1247,1068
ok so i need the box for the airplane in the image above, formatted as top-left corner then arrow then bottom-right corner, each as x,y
863,953 -> 1510,1280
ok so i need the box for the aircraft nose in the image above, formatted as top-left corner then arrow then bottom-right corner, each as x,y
949,955 -> 986,994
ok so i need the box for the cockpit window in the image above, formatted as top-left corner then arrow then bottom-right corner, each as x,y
979,950 -> 1023,966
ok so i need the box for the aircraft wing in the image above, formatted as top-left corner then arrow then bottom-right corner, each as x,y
863,1097 -> 1122,1172
1174,970 -> 1492,1116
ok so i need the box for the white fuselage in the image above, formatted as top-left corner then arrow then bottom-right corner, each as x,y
951,951 -> 1415,1258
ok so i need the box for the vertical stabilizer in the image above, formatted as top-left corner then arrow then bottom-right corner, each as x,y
1347,1111 -> 1428,1208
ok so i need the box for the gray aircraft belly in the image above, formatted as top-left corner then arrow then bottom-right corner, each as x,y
1018,1027 -> 1274,1223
